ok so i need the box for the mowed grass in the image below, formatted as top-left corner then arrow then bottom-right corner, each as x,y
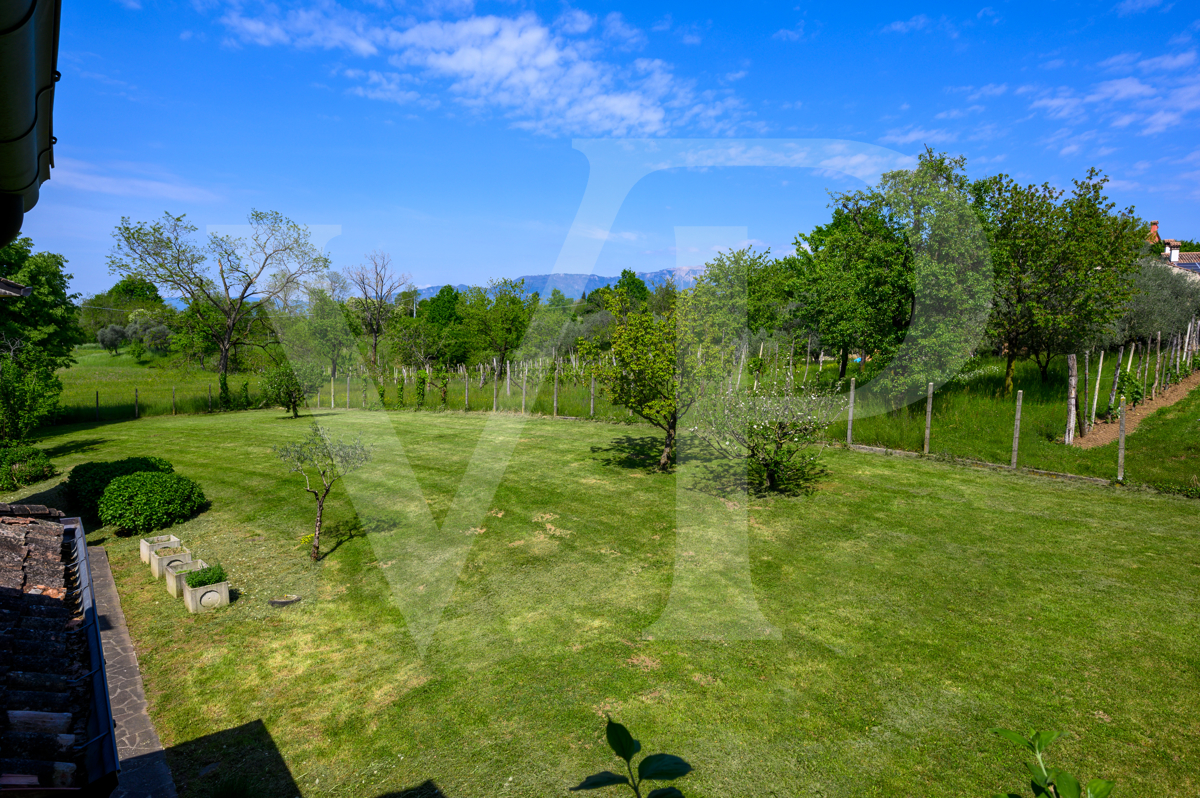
8,407 -> 1199,797
824,355 -> 1200,489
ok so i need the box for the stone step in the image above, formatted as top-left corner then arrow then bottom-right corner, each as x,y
0,731 -> 75,760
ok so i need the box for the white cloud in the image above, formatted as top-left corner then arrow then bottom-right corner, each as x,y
1042,59 -> 1066,69
882,15 -> 931,33
602,12 -> 646,49
1086,77 -> 1157,101
1099,52 -> 1140,70
1060,143 -> 1080,156
1114,0 -> 1167,14
53,157 -> 222,202
968,83 -> 1007,100
878,126 -> 957,145
114,0 -> 142,9
554,9 -> 595,36
218,6 -> 741,136
1030,91 -> 1085,119
1137,50 -> 1197,72
773,22 -> 806,42
935,104 -> 985,119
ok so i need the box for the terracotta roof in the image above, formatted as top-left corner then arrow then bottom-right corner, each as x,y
0,515 -> 119,792
0,505 -> 65,520
1163,238 -> 1182,247
0,277 -> 31,299
1178,251 -> 1200,264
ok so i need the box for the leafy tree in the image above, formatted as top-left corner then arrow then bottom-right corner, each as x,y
344,250 -> 409,367
97,325 -> 127,355
0,343 -> 62,444
305,287 -> 357,378
273,423 -> 371,561
108,210 -> 330,377
262,362 -> 323,418
583,288 -> 709,471
80,275 -> 167,339
786,200 -> 913,380
614,269 -> 651,307
0,236 -> 82,369
973,169 -> 1142,384
459,278 -> 537,369
1110,257 -> 1200,344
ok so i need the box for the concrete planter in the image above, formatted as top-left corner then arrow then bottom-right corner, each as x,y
183,580 -> 229,613
164,559 -> 207,599
140,535 -> 181,564
149,547 -> 192,580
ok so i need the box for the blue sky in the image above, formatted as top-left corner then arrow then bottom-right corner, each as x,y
26,0 -> 1200,296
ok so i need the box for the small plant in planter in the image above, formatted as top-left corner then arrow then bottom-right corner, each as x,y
165,559 -> 207,599
183,563 -> 230,613
570,717 -> 692,797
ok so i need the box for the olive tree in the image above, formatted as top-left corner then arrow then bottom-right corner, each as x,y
273,423 -> 371,561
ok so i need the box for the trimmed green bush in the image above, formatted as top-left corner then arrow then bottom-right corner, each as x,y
98,471 -> 206,534
185,563 -> 226,589
0,445 -> 55,491
65,456 -> 173,516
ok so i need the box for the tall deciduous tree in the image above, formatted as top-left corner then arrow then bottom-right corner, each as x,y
974,169 -> 1143,386
345,250 -> 409,367
0,236 -> 82,369
108,210 -> 330,377
460,278 -> 537,369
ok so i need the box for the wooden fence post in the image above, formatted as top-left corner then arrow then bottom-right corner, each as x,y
553,360 -> 559,417
1090,350 -> 1104,426
465,366 -> 470,411
521,364 -> 527,414
1153,332 -> 1162,398
493,363 -> 498,412
846,377 -> 855,446
1011,389 -> 1023,468
506,361 -> 511,397
1064,353 -> 1077,445
590,368 -> 595,417
208,384 -> 212,413
172,386 -> 176,416
134,388 -> 139,419
331,376 -> 335,408
923,382 -> 934,455
1107,345 -> 1123,415
346,375 -> 350,409
1080,351 -> 1089,435
1117,396 -> 1126,482
317,387 -> 320,409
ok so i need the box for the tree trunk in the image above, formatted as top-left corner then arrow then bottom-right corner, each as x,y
1004,350 -> 1017,396
311,495 -> 325,561
658,421 -> 676,471
218,343 -> 231,376
838,346 -> 848,380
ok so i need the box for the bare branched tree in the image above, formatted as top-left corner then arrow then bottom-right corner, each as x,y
344,251 -> 410,367
108,210 -> 330,376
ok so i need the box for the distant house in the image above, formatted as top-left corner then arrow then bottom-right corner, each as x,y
1146,220 -> 1200,283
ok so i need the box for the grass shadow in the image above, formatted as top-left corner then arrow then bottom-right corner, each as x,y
590,435 -> 667,471
6,481 -> 72,512
37,437 -> 110,459
373,782 -> 449,798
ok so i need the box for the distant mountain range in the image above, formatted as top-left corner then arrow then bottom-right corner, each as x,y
162,266 -> 709,310
415,266 -> 708,300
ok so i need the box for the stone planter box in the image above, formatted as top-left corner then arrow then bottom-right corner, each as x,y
164,559 -> 207,599
149,547 -> 192,580
183,580 -> 230,613
140,535 -> 181,564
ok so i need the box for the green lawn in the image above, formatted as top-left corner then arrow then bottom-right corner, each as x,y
9,408 -> 1199,797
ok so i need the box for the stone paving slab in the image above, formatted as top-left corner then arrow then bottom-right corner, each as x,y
89,546 -> 179,798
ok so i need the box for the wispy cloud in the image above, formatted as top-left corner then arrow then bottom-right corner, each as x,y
53,158 -> 222,202
216,5 -> 743,137
773,21 -> 807,42
882,15 -> 932,34
1114,0 -> 1168,15
879,125 -> 957,145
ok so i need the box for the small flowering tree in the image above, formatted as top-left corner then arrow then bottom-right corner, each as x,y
693,386 -> 845,494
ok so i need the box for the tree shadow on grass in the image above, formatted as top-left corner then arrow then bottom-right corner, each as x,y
590,435 -> 668,471
37,437 -> 110,459
6,482 -> 71,512
374,782 -> 449,798
317,517 -> 367,561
